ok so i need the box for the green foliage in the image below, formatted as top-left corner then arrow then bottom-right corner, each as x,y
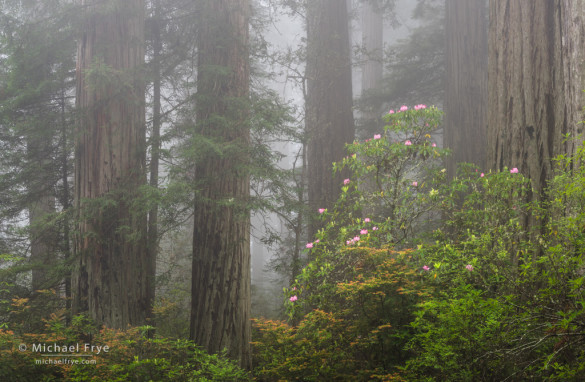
0,312 -> 250,382
252,101 -> 585,380
253,249 -> 417,381
335,105 -> 448,246
402,145 -> 585,380
253,106 -> 444,380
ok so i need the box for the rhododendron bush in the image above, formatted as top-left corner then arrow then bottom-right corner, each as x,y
252,105 -> 585,381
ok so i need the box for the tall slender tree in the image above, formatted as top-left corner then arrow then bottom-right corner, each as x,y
444,0 -> 488,177
146,0 -> 162,321
73,0 -> 151,328
0,0 -> 75,292
488,0 -> 585,205
306,0 -> 355,239
189,0 -> 251,369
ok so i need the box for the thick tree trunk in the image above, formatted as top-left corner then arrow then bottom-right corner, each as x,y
488,0 -> 585,197
189,0 -> 251,369
360,0 -> 384,134
306,0 -> 355,239
361,0 -> 383,94
444,0 -> 488,177
73,0 -> 150,328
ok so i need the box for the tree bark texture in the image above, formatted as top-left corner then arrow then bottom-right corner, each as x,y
306,0 -> 355,239
444,0 -> 488,177
360,0 -> 384,134
189,0 -> 251,369
488,0 -> 585,197
73,0 -> 151,328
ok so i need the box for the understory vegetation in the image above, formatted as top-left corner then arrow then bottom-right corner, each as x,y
252,106 -> 585,381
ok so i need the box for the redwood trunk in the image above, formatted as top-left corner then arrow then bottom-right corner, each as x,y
488,0 -> 585,196
189,0 -> 251,369
444,0 -> 488,177
73,0 -> 150,328
306,0 -> 355,238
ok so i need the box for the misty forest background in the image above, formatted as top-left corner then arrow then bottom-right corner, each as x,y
2,0 -> 585,381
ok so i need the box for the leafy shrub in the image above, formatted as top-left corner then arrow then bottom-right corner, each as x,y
253,248 -> 418,381
253,103 -> 585,380
253,105 -> 444,380
403,145 -> 585,380
0,311 -> 249,382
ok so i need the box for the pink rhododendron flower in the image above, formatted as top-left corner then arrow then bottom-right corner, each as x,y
388,109 -> 395,114
353,236 -> 360,241
480,173 -> 484,177
360,229 -> 368,235
306,242 -> 313,249
364,218 -> 371,223
374,134 -> 381,140
289,295 -> 298,302
432,143 -> 437,147
412,181 -> 418,187
465,264 -> 473,272
318,208 -> 325,214
422,265 -> 430,271
344,178 -> 350,185
346,239 -> 354,245
372,226 -> 378,231
404,140 -> 412,146
399,105 -> 408,112
315,239 -> 320,243
510,167 -> 519,174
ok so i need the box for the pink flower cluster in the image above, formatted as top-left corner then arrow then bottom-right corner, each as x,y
305,239 -> 320,249
510,167 -> 519,174
289,295 -> 298,302
346,218 -> 378,245
346,236 -> 361,245
388,104 -> 427,114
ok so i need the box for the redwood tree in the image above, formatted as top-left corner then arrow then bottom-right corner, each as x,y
73,0 -> 151,328
306,0 -> 355,238
189,0 -> 251,369
488,0 -> 585,200
444,0 -> 488,177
